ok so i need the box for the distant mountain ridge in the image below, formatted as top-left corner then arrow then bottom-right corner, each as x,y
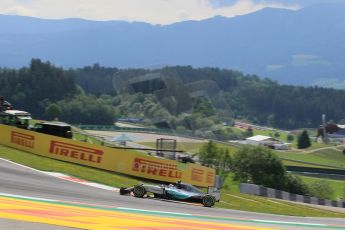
1,3 -> 345,86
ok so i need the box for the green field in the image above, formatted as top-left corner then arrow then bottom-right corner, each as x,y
302,141 -> 336,150
1,144 -> 345,217
235,125 -> 334,149
252,129 -> 290,142
234,126 -> 294,145
281,159 -> 337,168
298,175 -> 345,200
276,148 -> 345,169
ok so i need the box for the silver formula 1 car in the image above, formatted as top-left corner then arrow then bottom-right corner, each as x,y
119,181 -> 220,207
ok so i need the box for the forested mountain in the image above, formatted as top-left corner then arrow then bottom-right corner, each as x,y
1,3 -> 345,86
1,60 -> 345,131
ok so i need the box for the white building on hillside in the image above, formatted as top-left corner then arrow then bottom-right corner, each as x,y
246,135 -> 275,145
246,135 -> 290,150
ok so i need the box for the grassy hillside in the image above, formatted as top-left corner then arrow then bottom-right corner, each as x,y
281,159 -> 338,168
298,175 -> 345,200
1,144 -> 345,217
228,125 -> 345,170
276,148 -> 345,169
139,139 -> 345,170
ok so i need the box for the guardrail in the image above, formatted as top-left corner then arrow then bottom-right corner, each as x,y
75,124 -> 205,140
286,166 -> 345,174
240,183 -> 345,208
74,124 -> 244,142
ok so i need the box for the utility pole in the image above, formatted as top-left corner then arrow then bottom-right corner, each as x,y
322,114 -> 329,143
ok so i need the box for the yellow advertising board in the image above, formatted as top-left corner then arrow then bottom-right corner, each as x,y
0,125 -> 215,187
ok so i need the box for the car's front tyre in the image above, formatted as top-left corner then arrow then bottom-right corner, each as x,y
133,185 -> 146,198
202,195 -> 215,207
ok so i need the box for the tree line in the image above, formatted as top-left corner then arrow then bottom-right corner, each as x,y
1,59 -> 345,130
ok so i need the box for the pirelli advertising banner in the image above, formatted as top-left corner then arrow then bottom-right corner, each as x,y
0,125 -> 215,187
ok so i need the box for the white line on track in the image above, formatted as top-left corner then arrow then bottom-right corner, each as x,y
149,197 -> 202,206
0,192 -> 58,202
252,219 -> 327,226
0,158 -> 45,173
0,191 -> 193,217
117,207 -> 192,216
0,158 -> 119,192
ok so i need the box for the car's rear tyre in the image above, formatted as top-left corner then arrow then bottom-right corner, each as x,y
119,187 -> 127,195
133,185 -> 146,198
202,195 -> 215,207
153,193 -> 162,199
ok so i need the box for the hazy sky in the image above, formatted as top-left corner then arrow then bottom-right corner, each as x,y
0,0 -> 344,24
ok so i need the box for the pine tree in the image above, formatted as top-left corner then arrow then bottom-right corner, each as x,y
199,140 -> 218,167
297,130 -> 311,149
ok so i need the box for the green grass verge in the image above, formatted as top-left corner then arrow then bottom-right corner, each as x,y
1,144 -> 345,217
217,175 -> 345,217
218,191 -> 345,217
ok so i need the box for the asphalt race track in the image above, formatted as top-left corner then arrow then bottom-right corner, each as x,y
1,158 -> 345,230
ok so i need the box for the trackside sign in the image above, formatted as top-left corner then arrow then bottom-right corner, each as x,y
0,124 -> 215,187
11,131 -> 35,149
132,157 -> 182,179
49,141 -> 103,164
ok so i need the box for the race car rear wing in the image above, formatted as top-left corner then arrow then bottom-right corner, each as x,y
207,187 -> 221,201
